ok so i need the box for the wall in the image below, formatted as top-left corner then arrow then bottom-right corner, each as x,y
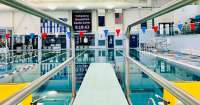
1,4 -> 200,34
124,5 -> 200,32
0,11 -> 13,28
0,11 -> 40,35
0,8 -> 155,35
123,8 -> 153,32
13,11 -> 40,35
155,5 -> 200,25
1,5 -> 200,39
162,34 -> 200,51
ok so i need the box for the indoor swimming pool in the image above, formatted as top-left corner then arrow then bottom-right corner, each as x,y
129,49 -> 200,105
0,49 -> 200,105
130,49 -> 200,81
0,50 -> 73,105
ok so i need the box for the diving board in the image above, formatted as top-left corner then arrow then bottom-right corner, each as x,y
73,63 -> 129,105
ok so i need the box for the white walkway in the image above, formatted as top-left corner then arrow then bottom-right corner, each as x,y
73,63 -> 129,105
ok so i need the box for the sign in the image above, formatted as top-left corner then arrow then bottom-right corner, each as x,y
72,10 -> 92,33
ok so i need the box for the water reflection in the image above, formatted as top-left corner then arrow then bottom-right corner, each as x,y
130,49 -> 200,81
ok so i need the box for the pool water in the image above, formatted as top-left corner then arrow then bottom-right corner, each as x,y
130,49 -> 200,81
1,49 -> 200,105
0,50 -> 72,105
129,49 -> 200,105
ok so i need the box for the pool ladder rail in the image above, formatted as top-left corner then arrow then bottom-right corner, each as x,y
146,94 -> 170,105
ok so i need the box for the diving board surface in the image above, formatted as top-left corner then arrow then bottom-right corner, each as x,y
73,63 -> 129,105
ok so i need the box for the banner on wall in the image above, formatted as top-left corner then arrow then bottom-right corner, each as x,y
66,32 -> 70,50
40,18 -> 68,34
178,23 -> 183,31
98,16 -> 105,26
38,34 -> 42,50
115,13 -> 123,24
103,29 -> 109,38
72,10 -> 92,33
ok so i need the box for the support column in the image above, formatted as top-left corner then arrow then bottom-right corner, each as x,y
11,11 -> 14,64
125,34 -> 130,98
71,30 -> 76,97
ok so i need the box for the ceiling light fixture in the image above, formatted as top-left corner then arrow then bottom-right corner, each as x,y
77,5 -> 86,10
106,4 -> 115,9
47,5 -> 57,10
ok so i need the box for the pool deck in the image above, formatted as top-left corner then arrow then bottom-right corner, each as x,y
73,63 -> 129,105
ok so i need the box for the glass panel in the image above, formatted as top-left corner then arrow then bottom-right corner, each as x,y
129,63 -> 186,105
74,48 -> 126,91
129,49 -> 200,81
98,40 -> 105,46
16,65 -> 72,105
115,40 -> 123,46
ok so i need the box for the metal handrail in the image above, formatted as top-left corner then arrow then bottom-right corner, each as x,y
41,52 -> 68,63
126,0 -> 196,36
0,57 -> 73,105
0,50 -> 87,105
140,51 -> 200,75
126,56 -> 200,105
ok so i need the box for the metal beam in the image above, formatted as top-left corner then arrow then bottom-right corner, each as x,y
0,0 -> 72,28
126,0 -> 197,35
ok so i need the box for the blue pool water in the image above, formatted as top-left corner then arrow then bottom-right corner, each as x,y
129,49 -> 200,105
130,49 -> 200,81
1,49 -> 200,105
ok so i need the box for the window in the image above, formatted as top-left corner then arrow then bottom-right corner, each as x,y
98,16 -> 105,26
98,40 -> 105,46
115,40 -> 123,46
98,50 -> 106,57
116,50 -> 123,56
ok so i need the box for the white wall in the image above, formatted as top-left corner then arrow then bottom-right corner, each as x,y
0,11 -> 13,28
1,5 -> 200,36
155,5 -> 200,25
0,9 -> 123,35
0,11 -> 40,35
123,8 -> 153,32
13,11 -> 40,35
164,34 -> 200,51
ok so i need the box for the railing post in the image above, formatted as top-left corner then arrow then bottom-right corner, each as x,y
71,30 -> 76,97
125,35 -> 130,98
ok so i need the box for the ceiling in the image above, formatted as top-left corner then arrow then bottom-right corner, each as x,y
0,0 -> 153,11
24,0 -> 147,3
